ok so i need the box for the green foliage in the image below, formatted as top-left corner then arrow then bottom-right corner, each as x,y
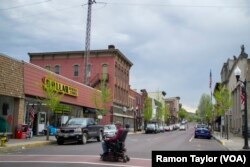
144,96 -> 152,122
92,76 -> 112,116
42,73 -> 64,114
164,104 -> 170,123
155,99 -> 164,122
198,93 -> 213,124
213,84 -> 232,116
178,108 -> 188,121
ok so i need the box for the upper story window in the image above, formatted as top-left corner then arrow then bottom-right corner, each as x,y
102,64 -> 108,80
73,64 -> 79,76
55,65 -> 60,74
87,64 -> 91,77
45,65 -> 50,71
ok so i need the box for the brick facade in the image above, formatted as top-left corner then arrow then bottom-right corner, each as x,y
29,45 -> 134,126
0,54 -> 24,137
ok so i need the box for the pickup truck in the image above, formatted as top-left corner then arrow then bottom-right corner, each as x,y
55,118 -> 104,145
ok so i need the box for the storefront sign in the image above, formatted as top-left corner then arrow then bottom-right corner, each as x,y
42,77 -> 78,97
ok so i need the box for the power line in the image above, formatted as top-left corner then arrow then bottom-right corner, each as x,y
0,0 -> 52,11
103,1 -> 249,8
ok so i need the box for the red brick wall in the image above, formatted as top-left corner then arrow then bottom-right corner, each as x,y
24,62 -> 101,109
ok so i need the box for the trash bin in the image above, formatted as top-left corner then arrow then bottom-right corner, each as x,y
15,124 -> 29,139
15,124 -> 22,139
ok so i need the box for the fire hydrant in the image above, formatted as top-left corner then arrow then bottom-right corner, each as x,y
1,134 -> 7,147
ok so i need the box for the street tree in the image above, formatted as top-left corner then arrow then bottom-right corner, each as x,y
164,104 -> 170,124
178,108 -> 188,121
92,75 -> 112,120
198,93 -> 213,124
40,73 -> 64,140
213,84 -> 232,116
143,96 -> 153,128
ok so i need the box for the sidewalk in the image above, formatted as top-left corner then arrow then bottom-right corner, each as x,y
0,131 -> 143,153
0,135 -> 57,153
212,131 -> 250,151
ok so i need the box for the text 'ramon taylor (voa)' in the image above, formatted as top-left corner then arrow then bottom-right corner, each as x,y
156,154 -> 246,165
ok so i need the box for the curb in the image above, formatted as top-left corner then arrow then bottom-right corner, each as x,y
212,135 -> 231,151
0,140 -> 56,153
212,135 -> 224,145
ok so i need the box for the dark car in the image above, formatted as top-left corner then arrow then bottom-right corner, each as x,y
56,118 -> 104,145
194,127 -> 211,139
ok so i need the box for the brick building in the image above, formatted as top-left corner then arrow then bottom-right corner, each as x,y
165,97 -> 180,124
29,45 -> 134,127
0,53 -> 102,137
0,54 -> 24,136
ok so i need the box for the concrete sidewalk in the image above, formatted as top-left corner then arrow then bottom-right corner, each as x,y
0,136 -> 57,153
212,131 -> 250,151
0,131 -> 143,153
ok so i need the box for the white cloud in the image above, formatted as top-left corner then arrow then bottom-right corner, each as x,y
1,0 -> 250,110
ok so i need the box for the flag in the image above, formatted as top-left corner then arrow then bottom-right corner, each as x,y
240,87 -> 245,110
29,105 -> 35,122
209,70 -> 212,88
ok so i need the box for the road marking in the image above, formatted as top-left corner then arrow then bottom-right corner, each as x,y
0,155 -> 151,167
189,136 -> 193,142
0,160 -> 144,167
0,154 -> 151,160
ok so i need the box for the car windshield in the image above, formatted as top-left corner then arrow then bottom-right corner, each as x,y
147,124 -> 155,128
104,125 -> 116,130
67,118 -> 87,126
196,124 -> 208,129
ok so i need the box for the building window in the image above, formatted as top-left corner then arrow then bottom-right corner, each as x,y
73,64 -> 79,76
55,65 -> 60,74
87,64 -> 91,77
45,65 -> 50,70
102,64 -> 108,80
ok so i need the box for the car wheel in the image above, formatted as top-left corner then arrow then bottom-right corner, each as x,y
97,132 -> 103,142
126,155 -> 130,161
79,133 -> 87,144
194,135 -> 197,138
57,139 -> 64,145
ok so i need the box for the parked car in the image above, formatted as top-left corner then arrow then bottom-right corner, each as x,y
103,124 -> 117,138
179,124 -> 186,131
195,123 -> 209,129
56,118 -> 104,145
145,123 -> 157,134
159,125 -> 165,133
194,127 -> 211,139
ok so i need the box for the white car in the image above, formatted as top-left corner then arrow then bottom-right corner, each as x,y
103,124 -> 117,138
179,124 -> 186,131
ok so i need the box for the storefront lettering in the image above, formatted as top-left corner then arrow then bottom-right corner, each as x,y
42,77 -> 78,97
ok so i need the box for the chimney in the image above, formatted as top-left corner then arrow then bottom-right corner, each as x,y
108,45 -> 115,49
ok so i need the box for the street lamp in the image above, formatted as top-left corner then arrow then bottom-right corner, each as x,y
234,66 -> 249,149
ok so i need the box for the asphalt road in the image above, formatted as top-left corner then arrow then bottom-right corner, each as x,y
0,124 -> 227,167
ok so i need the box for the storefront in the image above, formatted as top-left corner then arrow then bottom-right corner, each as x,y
0,54 -> 102,138
23,62 -> 102,135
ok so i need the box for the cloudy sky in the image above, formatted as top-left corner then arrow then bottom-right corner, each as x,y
1,0 -> 250,113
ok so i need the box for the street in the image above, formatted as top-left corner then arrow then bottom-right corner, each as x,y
0,123 -> 227,167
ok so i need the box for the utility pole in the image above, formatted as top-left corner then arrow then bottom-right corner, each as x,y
84,0 -> 96,85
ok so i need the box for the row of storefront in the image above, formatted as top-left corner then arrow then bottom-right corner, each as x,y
0,54 -> 101,137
